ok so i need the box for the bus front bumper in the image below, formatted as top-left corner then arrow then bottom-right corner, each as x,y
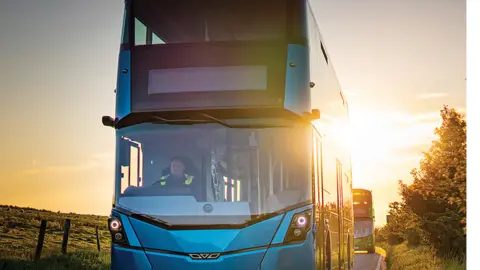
111,239 -> 315,270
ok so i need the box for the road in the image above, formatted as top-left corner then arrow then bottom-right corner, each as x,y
353,251 -> 386,270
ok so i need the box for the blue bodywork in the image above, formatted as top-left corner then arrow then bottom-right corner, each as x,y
111,246 -> 152,269
110,205 -> 315,270
283,44 -> 311,116
115,50 -> 131,121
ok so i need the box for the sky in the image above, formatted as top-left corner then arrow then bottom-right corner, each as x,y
0,0 -> 466,226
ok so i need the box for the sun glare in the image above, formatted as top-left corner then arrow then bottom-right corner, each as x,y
345,105 -> 440,188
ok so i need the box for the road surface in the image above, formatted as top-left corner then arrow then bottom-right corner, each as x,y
353,251 -> 386,270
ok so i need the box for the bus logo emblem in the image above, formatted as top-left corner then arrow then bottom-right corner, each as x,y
188,253 -> 221,260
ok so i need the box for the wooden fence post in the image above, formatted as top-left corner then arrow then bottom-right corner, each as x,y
96,226 -> 101,251
61,219 -> 71,254
34,220 -> 47,261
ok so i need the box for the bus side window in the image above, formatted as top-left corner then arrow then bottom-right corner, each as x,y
135,17 -> 166,46
119,137 -> 143,194
313,132 -> 323,205
316,135 -> 322,205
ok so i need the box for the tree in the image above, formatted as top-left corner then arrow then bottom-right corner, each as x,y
384,106 -> 466,256
410,106 -> 466,221
382,196 -> 425,246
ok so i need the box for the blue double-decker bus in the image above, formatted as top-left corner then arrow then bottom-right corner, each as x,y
102,0 -> 354,269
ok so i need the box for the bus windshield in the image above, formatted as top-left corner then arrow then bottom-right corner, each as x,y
131,0 -> 287,45
354,219 -> 374,238
114,121 -> 312,226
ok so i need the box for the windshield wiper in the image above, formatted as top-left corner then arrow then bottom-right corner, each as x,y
198,113 -> 232,128
152,113 -> 233,128
130,213 -> 171,227
199,113 -> 293,128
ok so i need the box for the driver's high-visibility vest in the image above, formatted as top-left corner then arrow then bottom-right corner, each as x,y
154,173 -> 194,186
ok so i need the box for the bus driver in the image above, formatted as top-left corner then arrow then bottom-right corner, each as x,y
122,156 -> 200,198
152,156 -> 197,190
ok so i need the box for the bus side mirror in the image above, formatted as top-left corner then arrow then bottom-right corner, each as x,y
302,109 -> 321,122
102,116 -> 116,128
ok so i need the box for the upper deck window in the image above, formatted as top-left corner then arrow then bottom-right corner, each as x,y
135,18 -> 166,45
131,0 -> 287,45
353,190 -> 372,204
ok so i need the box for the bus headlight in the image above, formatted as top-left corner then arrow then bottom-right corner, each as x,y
108,217 -> 128,245
283,209 -> 313,244
110,219 -> 122,231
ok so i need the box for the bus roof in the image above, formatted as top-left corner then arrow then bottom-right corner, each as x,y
353,188 -> 372,194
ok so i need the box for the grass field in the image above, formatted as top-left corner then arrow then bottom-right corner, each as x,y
0,205 -> 111,269
380,242 -> 466,270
